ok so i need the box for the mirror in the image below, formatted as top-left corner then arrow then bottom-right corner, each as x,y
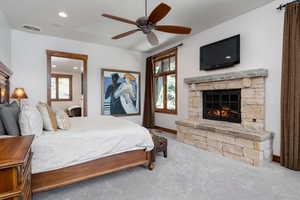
47,51 -> 88,117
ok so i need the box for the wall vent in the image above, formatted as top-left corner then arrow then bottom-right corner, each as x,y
22,25 -> 41,32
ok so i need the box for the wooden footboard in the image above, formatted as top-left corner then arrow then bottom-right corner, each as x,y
32,150 -> 153,193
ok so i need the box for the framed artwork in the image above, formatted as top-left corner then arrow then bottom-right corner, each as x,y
101,69 -> 141,116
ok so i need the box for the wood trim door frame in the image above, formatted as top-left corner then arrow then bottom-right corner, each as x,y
46,50 -> 88,116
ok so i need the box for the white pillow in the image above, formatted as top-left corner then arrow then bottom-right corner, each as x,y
19,102 -> 43,137
56,111 -> 71,130
37,102 -> 58,131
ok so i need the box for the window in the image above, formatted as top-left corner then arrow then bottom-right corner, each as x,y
153,49 -> 177,114
51,74 -> 72,101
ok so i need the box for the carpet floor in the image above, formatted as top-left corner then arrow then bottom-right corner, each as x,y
33,131 -> 300,200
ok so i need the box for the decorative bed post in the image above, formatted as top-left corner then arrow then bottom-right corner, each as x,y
147,151 -> 155,170
0,61 -> 13,104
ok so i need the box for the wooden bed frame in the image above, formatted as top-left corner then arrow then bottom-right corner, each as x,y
32,150 -> 153,193
0,61 -> 154,194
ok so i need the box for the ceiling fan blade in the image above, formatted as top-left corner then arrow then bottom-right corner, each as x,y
155,25 -> 192,34
112,29 -> 141,40
102,14 -> 137,25
148,3 -> 171,24
147,32 -> 159,46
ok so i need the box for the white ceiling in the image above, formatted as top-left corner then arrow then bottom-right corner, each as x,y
51,57 -> 83,73
1,0 -> 274,52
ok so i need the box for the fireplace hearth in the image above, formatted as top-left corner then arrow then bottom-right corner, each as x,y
203,89 -> 241,123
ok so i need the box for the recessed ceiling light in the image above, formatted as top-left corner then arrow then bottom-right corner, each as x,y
52,64 -> 57,68
58,12 -> 68,18
73,67 -> 78,70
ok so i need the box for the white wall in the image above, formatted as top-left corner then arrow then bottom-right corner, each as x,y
0,10 -> 11,66
10,30 -> 146,124
150,0 -> 285,155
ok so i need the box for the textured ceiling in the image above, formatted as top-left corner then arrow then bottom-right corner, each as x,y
52,57 -> 83,73
1,0 -> 274,52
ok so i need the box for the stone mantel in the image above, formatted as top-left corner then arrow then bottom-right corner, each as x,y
184,69 -> 268,85
186,69 -> 268,131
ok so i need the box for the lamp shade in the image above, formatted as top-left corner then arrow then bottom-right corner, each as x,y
11,88 -> 28,99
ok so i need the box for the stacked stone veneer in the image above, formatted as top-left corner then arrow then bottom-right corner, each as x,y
176,69 -> 273,166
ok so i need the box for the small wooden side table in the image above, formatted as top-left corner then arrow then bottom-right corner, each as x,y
0,136 -> 34,200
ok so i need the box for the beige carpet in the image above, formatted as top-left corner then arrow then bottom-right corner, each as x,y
33,130 -> 300,200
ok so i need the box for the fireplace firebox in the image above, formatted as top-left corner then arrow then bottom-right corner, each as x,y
203,89 -> 241,123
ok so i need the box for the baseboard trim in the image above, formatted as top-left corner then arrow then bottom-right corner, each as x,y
154,126 -> 177,134
272,155 -> 280,163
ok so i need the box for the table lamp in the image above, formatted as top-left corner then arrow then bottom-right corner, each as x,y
11,88 -> 28,105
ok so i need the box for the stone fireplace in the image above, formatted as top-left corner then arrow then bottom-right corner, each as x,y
176,69 -> 273,166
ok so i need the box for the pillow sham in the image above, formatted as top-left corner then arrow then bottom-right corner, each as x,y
19,102 -> 43,137
0,101 -> 20,136
37,102 -> 58,131
56,111 -> 71,130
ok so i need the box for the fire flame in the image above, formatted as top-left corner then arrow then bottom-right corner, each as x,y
208,106 -> 240,118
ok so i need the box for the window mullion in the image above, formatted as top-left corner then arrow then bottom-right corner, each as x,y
56,77 -> 59,100
69,77 -> 72,100
164,75 -> 167,110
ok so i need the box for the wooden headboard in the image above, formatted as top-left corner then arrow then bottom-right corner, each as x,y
0,61 -> 12,104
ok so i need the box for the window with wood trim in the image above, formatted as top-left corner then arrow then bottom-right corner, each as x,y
51,74 -> 73,101
153,49 -> 177,114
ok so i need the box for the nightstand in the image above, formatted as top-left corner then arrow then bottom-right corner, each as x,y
0,136 -> 34,200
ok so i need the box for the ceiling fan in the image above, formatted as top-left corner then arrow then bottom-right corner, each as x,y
102,0 -> 192,46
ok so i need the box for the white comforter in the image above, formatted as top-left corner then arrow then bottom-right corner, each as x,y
31,116 -> 154,174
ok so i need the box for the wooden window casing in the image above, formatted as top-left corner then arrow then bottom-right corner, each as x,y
50,74 -> 73,101
152,49 -> 178,114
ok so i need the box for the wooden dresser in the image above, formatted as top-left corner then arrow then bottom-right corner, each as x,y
0,136 -> 34,200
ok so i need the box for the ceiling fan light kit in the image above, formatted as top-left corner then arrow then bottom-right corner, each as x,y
102,0 -> 192,46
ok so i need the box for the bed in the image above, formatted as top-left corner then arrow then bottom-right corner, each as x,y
0,61 -> 155,194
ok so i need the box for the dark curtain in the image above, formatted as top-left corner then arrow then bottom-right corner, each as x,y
143,57 -> 155,128
281,1 -> 300,171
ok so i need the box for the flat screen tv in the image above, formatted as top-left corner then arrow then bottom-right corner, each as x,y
200,35 -> 240,70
